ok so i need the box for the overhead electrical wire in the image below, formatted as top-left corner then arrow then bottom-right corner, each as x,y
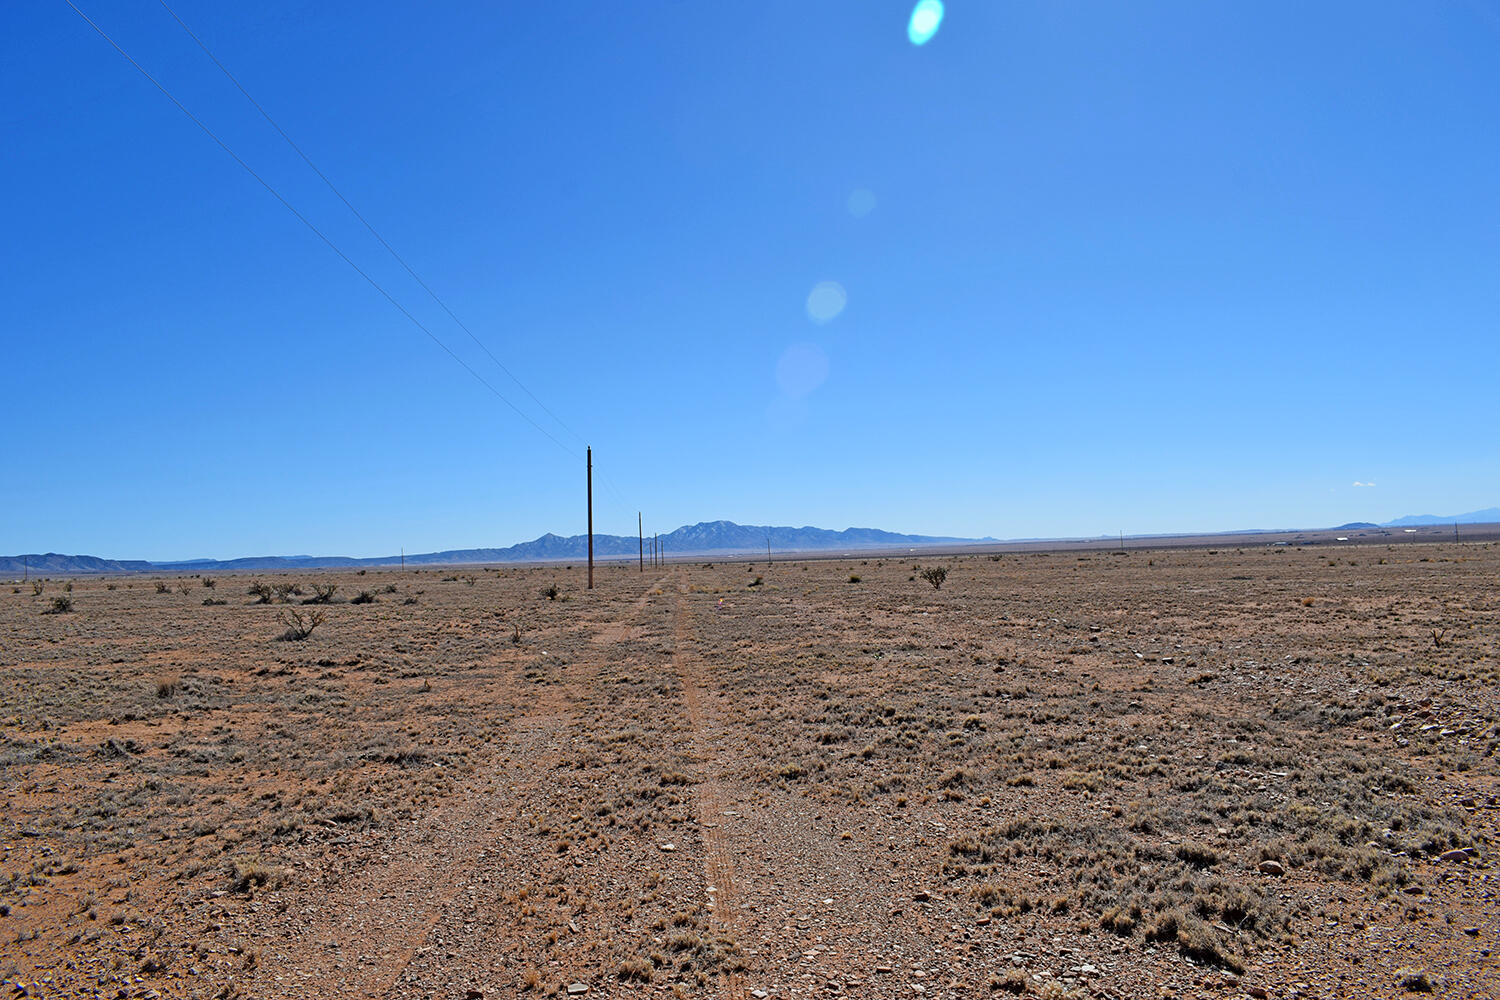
61,0 -> 575,457
153,0 -> 586,450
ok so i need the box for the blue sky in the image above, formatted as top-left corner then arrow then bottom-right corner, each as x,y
5,1 -> 1498,559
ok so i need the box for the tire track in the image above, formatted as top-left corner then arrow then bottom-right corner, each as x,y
673,578 -> 746,999
254,578 -> 668,999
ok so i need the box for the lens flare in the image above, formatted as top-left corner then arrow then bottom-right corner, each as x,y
775,342 -> 830,398
846,188 -> 876,219
908,0 -> 944,46
805,281 -> 847,324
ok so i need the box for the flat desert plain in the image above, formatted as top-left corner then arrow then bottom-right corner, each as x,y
1,544 -> 1496,999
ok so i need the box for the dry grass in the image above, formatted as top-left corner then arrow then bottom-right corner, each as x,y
0,546 -> 1495,996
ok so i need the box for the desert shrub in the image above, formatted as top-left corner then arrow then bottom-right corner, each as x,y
990,969 -> 1027,994
350,590 -> 376,604
202,577 -> 216,589
63,581 -> 73,592
541,584 -> 559,601
31,580 -> 44,596
44,595 -> 73,614
277,609 -> 324,641
1397,968 -> 1434,993
1145,910 -> 1243,972
272,582 -> 298,603
921,566 -> 948,590
229,857 -> 280,894
156,677 -> 180,699
155,581 -> 171,594
305,583 -> 338,604
247,581 -> 273,604
1175,842 -> 1219,870
848,574 -> 861,583
618,956 -> 653,982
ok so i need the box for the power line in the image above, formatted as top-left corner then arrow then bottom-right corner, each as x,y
61,0 -> 575,457
153,0 -> 586,449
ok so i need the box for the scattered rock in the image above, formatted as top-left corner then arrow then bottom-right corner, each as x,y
1440,848 -> 1475,862
1257,860 -> 1285,876
913,889 -> 931,901
658,843 -> 676,852
566,984 -> 589,996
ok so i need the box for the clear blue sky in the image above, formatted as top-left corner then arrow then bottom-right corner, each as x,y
5,1 -> 1498,559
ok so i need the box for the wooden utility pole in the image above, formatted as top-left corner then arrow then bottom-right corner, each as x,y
639,512 -> 644,573
1455,521 -> 1460,544
586,447 -> 594,590
767,535 -> 772,565
400,547 -> 404,572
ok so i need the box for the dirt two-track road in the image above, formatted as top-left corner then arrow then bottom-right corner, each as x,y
2,544 -> 1497,998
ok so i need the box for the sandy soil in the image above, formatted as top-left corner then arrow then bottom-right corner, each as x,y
1,543 -> 1496,998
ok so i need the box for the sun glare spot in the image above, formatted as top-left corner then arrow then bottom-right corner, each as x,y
908,0 -> 944,46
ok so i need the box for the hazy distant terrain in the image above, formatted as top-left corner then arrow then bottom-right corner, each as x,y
0,520 -> 987,575
6,510 -> 1498,577
1384,507 -> 1500,526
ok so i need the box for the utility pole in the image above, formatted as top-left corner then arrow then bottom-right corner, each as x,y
767,535 -> 772,565
1455,521 -> 1460,544
400,547 -> 404,572
639,512 -> 644,573
22,555 -> 27,582
586,447 -> 594,590
1119,530 -> 1125,553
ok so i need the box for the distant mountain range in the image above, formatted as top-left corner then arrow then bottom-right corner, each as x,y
0,520 -> 991,576
5,508 -> 1497,577
1382,507 -> 1500,527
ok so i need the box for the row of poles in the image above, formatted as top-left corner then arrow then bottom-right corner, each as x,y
586,446 -> 664,590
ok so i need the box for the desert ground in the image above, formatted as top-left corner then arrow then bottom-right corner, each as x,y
1,543 -> 1496,999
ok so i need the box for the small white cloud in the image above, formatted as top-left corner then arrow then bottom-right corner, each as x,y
1352,481 -> 1376,488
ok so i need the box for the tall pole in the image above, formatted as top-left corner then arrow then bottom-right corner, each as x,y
586,447 -> 594,590
638,512 -> 644,573
400,547 -> 404,572
767,535 -> 772,565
